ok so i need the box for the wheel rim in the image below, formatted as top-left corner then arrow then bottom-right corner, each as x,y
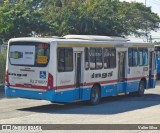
139,82 -> 144,95
91,88 -> 99,103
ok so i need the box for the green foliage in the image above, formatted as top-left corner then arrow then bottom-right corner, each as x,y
0,0 -> 160,40
0,0 -> 51,41
44,0 -> 160,37
154,41 -> 160,45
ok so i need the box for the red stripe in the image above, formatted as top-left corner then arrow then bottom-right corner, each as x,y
9,76 -> 153,91
56,76 -> 147,90
56,85 -> 75,89
85,80 -> 117,86
56,80 -> 117,90
56,83 -> 84,90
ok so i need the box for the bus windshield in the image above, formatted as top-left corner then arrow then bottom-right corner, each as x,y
9,42 -> 50,67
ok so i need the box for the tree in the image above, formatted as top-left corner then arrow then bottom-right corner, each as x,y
0,0 -> 51,41
43,0 -> 160,37
0,0 -> 160,41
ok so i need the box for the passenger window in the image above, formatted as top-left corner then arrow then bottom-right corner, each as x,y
65,48 -> 73,71
133,48 -> 138,66
110,48 -> 116,68
128,48 -> 133,66
143,49 -> 148,66
138,49 -> 143,66
103,48 -> 110,69
96,48 -> 103,69
90,48 -> 96,70
89,48 -> 103,70
57,47 -> 73,72
85,48 -> 89,70
57,48 -> 65,72
103,48 -> 116,69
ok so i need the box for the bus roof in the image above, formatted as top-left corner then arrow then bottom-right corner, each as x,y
63,35 -> 129,41
154,44 -> 160,47
9,35 -> 154,48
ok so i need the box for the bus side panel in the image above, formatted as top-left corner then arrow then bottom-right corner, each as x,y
5,86 -> 56,101
126,66 -> 148,92
101,84 -> 117,97
81,84 -> 118,100
55,46 -> 75,102
55,89 -> 76,103
126,66 -> 140,92
81,87 -> 91,101
55,87 -> 91,102
48,42 -> 75,103
83,68 -> 118,98
126,81 -> 139,92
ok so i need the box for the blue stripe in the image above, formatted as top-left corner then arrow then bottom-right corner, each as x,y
5,79 -> 155,103
5,86 -> 56,101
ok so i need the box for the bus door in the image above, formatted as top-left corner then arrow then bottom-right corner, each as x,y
74,52 -> 82,100
118,52 -> 126,93
149,52 -> 156,88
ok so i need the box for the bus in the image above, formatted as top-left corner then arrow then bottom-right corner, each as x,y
5,35 -> 156,105
155,45 -> 160,77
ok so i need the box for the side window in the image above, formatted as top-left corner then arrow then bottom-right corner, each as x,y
128,48 -> 133,66
57,47 -> 73,72
138,48 -> 143,66
89,48 -> 103,70
57,48 -> 65,72
85,48 -> 89,70
65,48 -> 73,71
133,48 -> 138,66
143,49 -> 148,66
103,48 -> 110,69
103,48 -> 116,69
96,48 -> 103,69
90,48 -> 96,70
110,48 -> 116,68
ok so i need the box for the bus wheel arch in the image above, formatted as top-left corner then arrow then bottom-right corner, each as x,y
138,78 -> 146,96
89,83 -> 101,105
141,78 -> 146,89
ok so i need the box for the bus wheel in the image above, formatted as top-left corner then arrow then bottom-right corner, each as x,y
89,85 -> 100,105
137,80 -> 145,96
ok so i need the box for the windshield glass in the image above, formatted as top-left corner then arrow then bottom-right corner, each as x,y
9,42 -> 50,67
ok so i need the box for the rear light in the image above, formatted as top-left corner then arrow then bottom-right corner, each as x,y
5,70 -> 10,86
48,73 -> 54,89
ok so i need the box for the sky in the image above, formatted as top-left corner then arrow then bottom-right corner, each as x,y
119,0 -> 160,42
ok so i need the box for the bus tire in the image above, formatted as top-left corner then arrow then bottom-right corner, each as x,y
135,80 -> 145,96
130,80 -> 145,96
89,85 -> 100,105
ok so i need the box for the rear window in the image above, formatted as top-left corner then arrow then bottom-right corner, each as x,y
9,42 -> 50,67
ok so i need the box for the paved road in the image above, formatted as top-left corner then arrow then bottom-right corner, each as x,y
0,81 -> 160,133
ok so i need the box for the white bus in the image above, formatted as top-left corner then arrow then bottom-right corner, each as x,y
5,35 -> 156,105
